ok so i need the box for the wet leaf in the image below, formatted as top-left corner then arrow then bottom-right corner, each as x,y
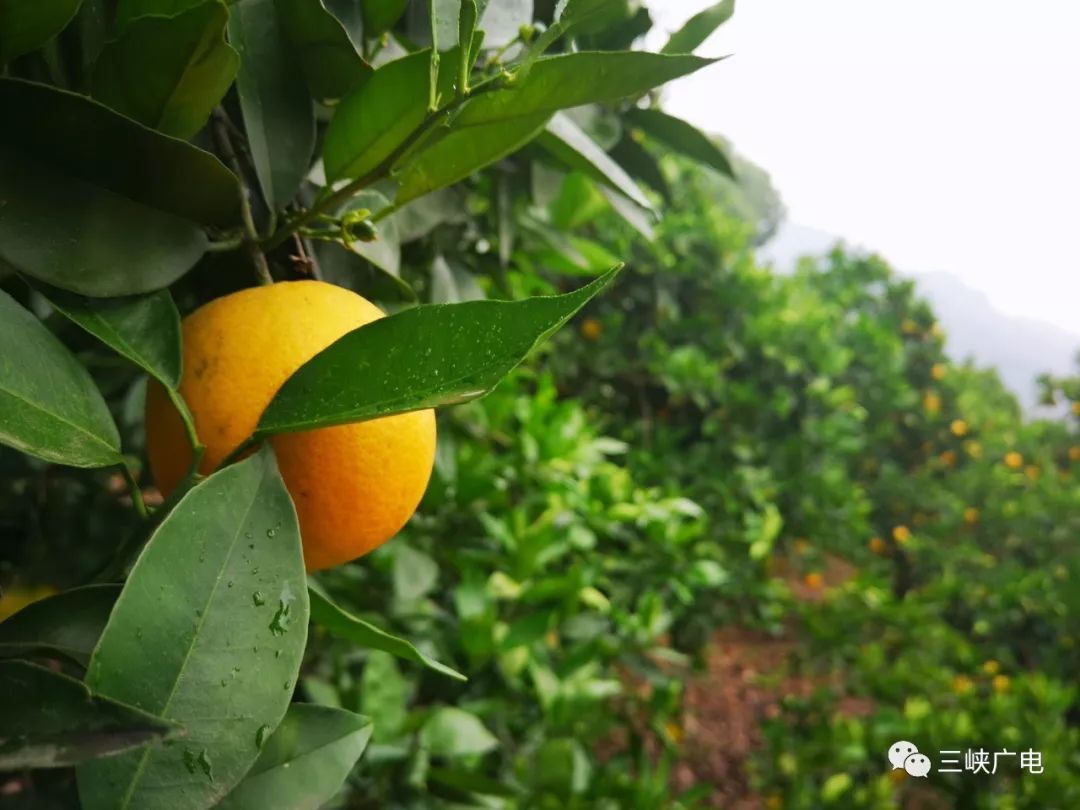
77,449 -> 308,810
216,704 -> 372,810
254,267 -> 621,437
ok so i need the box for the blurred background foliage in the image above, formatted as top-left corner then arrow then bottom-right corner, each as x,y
3,0 -> 1080,807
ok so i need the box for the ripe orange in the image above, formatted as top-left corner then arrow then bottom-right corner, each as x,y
145,281 -> 437,571
1004,451 -> 1023,470
580,317 -> 603,341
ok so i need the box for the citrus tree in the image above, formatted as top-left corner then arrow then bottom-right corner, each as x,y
0,1 -> 737,807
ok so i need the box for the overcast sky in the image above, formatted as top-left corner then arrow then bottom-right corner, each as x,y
646,1 -> 1080,335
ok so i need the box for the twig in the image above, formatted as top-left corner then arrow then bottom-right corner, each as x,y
260,74 -> 510,252
212,108 -> 274,286
119,462 -> 148,519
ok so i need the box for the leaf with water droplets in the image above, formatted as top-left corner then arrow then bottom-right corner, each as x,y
254,267 -> 622,438
76,448 -> 308,810
216,704 -> 372,810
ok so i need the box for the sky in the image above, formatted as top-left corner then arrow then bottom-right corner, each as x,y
645,1 -> 1080,335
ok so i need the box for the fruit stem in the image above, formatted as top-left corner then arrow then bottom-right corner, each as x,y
119,461 -> 148,519
165,386 -> 205,485
212,108 -> 274,286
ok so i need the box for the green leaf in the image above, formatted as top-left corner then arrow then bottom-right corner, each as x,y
360,651 -> 408,741
76,449 -> 309,810
0,78 -> 240,227
361,0 -> 408,37
530,738 -> 591,796
456,51 -> 718,127
0,585 -> 120,667
661,0 -> 734,54
626,107 -> 734,178
0,0 -> 82,62
275,0 -> 373,100
313,239 -> 416,303
338,190 -> 402,281
216,704 -> 372,810
427,767 -> 518,798
230,0 -> 316,211
538,112 -> 652,210
39,286 -> 182,389
610,134 -> 671,202
91,1 -> 239,139
254,266 -> 621,437
430,255 -> 485,304
476,0 -> 530,47
0,147 -> 209,297
0,661 -> 178,771
393,544 -> 439,602
115,0 -> 207,28
395,111 -> 550,204
323,49 -> 445,183
420,708 -> 497,758
309,586 -> 465,681
0,289 -> 121,468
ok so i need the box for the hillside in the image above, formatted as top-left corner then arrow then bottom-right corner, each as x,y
760,222 -> 1079,409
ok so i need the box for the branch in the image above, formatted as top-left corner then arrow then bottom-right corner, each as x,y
212,108 -> 274,286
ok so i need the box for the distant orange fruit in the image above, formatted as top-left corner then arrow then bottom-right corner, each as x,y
580,317 -> 603,341
803,572 -> 824,590
952,675 -> 973,695
1073,402 -> 1080,416
1069,446 -> 1080,462
892,525 -> 911,544
963,507 -> 980,525
923,392 -> 941,415
939,450 -> 957,467
950,419 -> 968,437
868,536 -> 886,554
931,363 -> 947,381
992,674 -> 1011,694
965,440 -> 983,459
1004,451 -> 1023,470
902,318 -> 919,335
982,660 -> 1000,676
145,281 -> 437,572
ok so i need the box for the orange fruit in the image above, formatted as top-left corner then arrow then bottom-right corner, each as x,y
1004,451 -> 1023,470
963,507 -> 980,525
931,363 -> 947,381
580,317 -> 603,341
892,525 -> 911,544
145,281 -> 437,571
868,536 -> 886,554
950,419 -> 968,437
803,572 -> 824,589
